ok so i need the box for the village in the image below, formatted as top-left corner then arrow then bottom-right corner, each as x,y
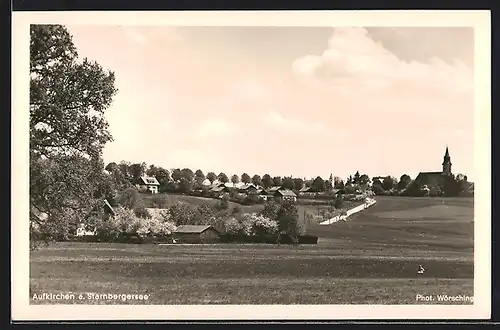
26,23 -> 478,308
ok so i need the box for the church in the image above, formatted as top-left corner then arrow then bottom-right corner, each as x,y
412,146 -> 453,188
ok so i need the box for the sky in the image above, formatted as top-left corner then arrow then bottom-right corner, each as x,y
65,25 -> 475,181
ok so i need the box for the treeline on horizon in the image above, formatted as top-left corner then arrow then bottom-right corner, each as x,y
105,161 -> 472,197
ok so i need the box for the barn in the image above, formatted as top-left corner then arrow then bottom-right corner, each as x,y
173,225 -> 220,244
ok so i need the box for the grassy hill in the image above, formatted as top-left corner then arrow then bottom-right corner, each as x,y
307,196 -> 474,251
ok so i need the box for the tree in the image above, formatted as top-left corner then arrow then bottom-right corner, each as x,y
206,172 -> 217,184
334,177 -> 344,189
171,168 -> 182,183
382,176 -> 395,191
241,173 -> 251,184
30,25 -> 118,243
311,176 -> 326,192
231,174 -> 240,186
324,180 -> 333,192
179,177 -> 194,194
30,25 -> 117,159
273,176 -> 283,186
105,162 -> 125,186
276,201 -> 305,242
31,156 -> 115,241
334,196 -> 344,209
218,172 -> 229,183
293,178 -> 304,191
252,174 -> 262,187
359,174 -> 370,186
282,177 -> 295,190
262,174 -> 273,189
129,163 -> 146,181
346,175 -> 353,186
328,173 -> 334,185
398,174 -> 412,191
195,169 -> 205,184
155,167 -> 171,193
372,178 -> 384,195
181,168 -> 194,182
215,195 -> 230,211
117,187 -> 142,210
118,161 -> 131,180
353,171 -> 361,184
259,201 -> 281,220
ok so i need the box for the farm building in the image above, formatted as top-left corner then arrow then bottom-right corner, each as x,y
209,182 -> 226,189
274,189 -> 297,202
298,186 -> 316,196
266,186 -> 284,194
135,175 -> 160,194
238,184 -> 258,195
211,185 -> 230,198
173,225 -> 220,244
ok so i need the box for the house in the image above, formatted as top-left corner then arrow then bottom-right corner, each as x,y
274,189 -> 297,202
210,182 -> 226,189
211,185 -> 230,198
135,176 -> 160,194
267,186 -> 283,194
298,186 -> 315,197
173,225 -> 220,244
238,184 -> 258,195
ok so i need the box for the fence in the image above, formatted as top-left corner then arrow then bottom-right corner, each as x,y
319,198 -> 377,225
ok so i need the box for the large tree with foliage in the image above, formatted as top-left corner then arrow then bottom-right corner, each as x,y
282,177 -> 295,191
241,173 -> 251,184
30,25 -> 118,244
218,172 -> 229,183
293,178 -> 304,191
206,171 -> 217,184
398,174 -> 412,191
129,163 -> 146,182
262,174 -> 273,189
231,174 -> 240,186
252,174 -> 262,187
276,201 -> 305,243
194,169 -> 205,184
311,176 -> 326,192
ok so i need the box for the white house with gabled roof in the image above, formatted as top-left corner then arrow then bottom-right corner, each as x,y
135,175 -> 160,194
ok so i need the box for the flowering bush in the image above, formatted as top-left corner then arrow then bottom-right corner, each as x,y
168,201 -> 198,225
96,206 -> 176,239
240,213 -> 256,236
136,215 -> 176,237
252,214 -> 279,235
238,213 -> 278,236
220,216 -> 243,235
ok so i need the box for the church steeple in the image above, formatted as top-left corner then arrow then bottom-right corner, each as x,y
442,145 -> 452,176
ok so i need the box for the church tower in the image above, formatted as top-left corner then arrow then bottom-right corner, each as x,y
442,146 -> 452,176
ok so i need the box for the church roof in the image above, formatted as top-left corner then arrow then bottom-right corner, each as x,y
414,171 -> 445,186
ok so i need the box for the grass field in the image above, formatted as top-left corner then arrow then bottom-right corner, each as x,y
30,196 -> 474,305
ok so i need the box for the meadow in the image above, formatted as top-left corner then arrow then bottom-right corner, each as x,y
30,196 -> 474,305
